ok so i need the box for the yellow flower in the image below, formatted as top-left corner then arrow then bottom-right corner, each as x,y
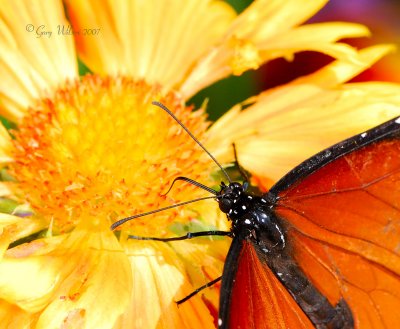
0,0 -> 400,328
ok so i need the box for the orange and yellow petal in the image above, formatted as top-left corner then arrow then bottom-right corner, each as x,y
207,45 -> 400,183
115,240 -> 216,328
65,0 -> 236,93
7,76 -> 215,235
0,220 -> 131,329
180,0 -> 369,98
0,59 -> 224,326
0,0 -> 78,123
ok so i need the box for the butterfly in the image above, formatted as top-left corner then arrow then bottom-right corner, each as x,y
112,102 -> 400,329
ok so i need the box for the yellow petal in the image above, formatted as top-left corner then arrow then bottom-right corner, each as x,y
0,235 -> 66,312
0,183 -> 13,197
115,240 -> 215,329
0,213 -> 23,258
0,220 -> 131,329
37,224 -> 131,329
0,213 -> 21,230
0,214 -> 45,259
228,0 -> 328,40
257,22 -> 370,63
0,124 -> 13,165
66,0 -> 236,92
207,45 -> 400,183
0,0 -> 78,122
297,44 -> 396,87
169,238 -> 229,309
180,0 -> 369,97
0,299 -> 33,328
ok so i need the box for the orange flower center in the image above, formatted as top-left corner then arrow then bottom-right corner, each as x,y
9,75 -> 214,235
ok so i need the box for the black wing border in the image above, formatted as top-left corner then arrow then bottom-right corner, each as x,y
218,237 -> 244,329
269,116 -> 400,196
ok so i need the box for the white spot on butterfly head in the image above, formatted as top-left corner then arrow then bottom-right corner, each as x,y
396,117 -> 400,124
361,132 -> 367,138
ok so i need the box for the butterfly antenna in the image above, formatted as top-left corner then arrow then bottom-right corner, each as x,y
162,176 -> 217,196
111,195 -> 218,230
152,101 -> 232,183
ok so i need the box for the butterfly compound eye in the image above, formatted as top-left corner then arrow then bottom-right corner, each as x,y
219,198 -> 233,213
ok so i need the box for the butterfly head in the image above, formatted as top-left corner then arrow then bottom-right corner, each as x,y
217,181 -> 250,215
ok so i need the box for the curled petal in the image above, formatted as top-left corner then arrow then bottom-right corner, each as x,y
180,1 -> 370,97
257,22 -> 370,64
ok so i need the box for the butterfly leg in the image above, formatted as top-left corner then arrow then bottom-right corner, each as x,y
128,230 -> 231,242
128,231 -> 228,304
177,276 -> 222,305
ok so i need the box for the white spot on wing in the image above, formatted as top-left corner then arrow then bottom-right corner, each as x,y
244,219 -> 251,224
361,132 -> 367,138
218,319 -> 223,326
396,117 -> 400,124
242,205 -> 246,210
261,198 -> 267,203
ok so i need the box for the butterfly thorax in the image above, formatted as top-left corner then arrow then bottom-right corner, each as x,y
217,182 -> 286,253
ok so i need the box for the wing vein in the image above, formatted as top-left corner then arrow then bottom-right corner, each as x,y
282,205 -> 400,259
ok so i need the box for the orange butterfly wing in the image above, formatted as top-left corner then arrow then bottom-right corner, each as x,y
273,125 -> 400,328
219,238 -> 313,329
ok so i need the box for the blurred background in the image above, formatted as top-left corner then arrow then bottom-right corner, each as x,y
190,0 -> 400,121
